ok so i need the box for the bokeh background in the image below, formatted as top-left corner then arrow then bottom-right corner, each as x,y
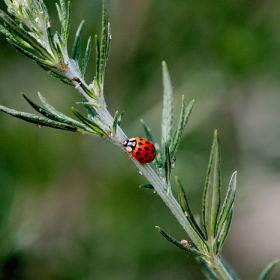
1,0 -> 280,279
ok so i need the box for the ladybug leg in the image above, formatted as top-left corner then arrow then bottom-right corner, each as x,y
125,151 -> 133,159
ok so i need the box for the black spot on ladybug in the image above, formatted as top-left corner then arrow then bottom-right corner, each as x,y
144,147 -> 149,151
136,151 -> 141,156
145,152 -> 149,157
139,158 -> 144,162
151,149 -> 155,154
137,148 -> 142,151
145,141 -> 149,144
137,142 -> 143,146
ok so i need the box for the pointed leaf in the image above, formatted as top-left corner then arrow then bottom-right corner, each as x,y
53,32 -> 64,60
36,93 -> 95,133
215,208 -> 233,254
0,105 -> 77,132
176,176 -> 206,240
22,93 -> 63,120
71,107 -> 106,136
81,36 -> 92,78
64,1 -> 71,44
71,20 -> 84,62
0,10 -> 53,61
156,226 -> 207,258
39,65 -> 73,85
7,39 -> 53,69
1,24 -> 33,49
94,35 -> 101,83
117,111 -> 124,126
79,79 -> 99,100
112,110 -> 124,136
98,0 -> 111,84
56,0 -> 71,45
46,25 -> 60,60
82,102 -> 97,118
258,259 -> 280,280
164,143 -> 171,185
170,97 -> 194,160
215,172 -> 237,252
112,110 -> 119,136
161,61 -> 173,148
139,184 -> 154,190
202,130 -> 221,240
141,119 -> 162,167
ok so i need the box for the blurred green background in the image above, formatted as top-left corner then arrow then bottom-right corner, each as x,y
1,0 -> 280,279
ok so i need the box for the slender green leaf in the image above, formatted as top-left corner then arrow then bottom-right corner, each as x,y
38,92 -> 67,115
7,39 -> 53,69
22,93 -> 64,120
79,80 -> 99,100
82,102 -> 97,118
22,94 -> 93,133
140,119 -> 162,167
71,20 -> 84,62
94,35 -> 100,83
161,61 -> 173,148
215,172 -> 237,252
39,65 -> 73,85
0,105 -> 77,132
117,111 -> 124,126
112,110 -> 119,136
170,97 -> 194,160
215,208 -> 233,254
0,24 -> 11,37
0,10 -> 53,61
202,130 -> 221,240
38,92 -> 94,133
3,23 -> 34,49
81,36 -> 92,78
175,176 -> 206,240
156,226 -> 207,258
55,2 -> 63,27
46,24 -> 60,60
98,0 -> 111,84
64,1 -> 71,43
56,0 -> 71,45
53,32 -> 65,59
23,8 -> 38,29
164,143 -> 171,185
216,172 -> 237,230
139,184 -> 154,190
258,259 -> 280,280
112,110 -> 124,136
71,107 -> 106,136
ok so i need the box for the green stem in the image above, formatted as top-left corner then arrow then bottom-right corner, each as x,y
98,105 -> 234,279
52,55 -> 234,279
139,163 -> 207,252
212,257 -> 233,280
65,70 -> 233,277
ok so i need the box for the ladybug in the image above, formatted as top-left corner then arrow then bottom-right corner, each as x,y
123,137 -> 156,164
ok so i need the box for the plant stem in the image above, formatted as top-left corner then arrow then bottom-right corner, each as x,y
212,257 -> 233,280
65,71 -> 232,276
139,163 -> 207,252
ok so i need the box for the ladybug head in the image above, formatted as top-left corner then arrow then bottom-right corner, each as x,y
122,138 -> 136,152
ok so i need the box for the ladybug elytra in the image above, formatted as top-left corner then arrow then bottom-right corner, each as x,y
123,137 -> 156,164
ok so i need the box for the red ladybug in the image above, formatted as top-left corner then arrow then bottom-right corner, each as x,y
123,137 -> 156,164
